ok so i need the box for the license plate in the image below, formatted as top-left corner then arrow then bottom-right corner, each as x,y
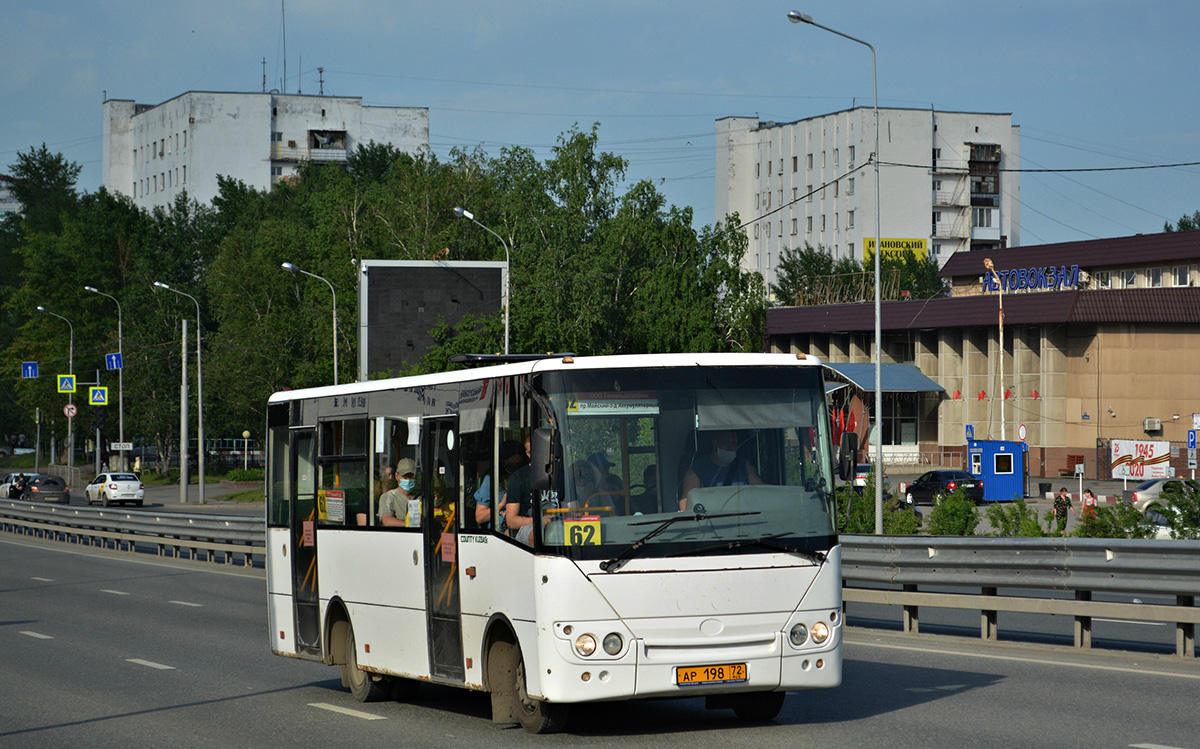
676,662 -> 747,686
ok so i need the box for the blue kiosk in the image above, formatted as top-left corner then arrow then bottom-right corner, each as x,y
967,438 -> 1029,502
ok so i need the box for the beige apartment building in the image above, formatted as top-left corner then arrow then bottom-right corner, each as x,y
766,232 -> 1200,479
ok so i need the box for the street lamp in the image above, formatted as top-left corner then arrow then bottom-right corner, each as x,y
154,281 -> 205,504
37,306 -> 75,475
281,262 -> 338,385
453,206 -> 511,355
85,286 -> 125,471
789,10 -> 885,533
983,258 -> 1006,441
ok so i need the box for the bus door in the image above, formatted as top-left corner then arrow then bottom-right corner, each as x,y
423,416 -> 464,681
290,428 -> 321,657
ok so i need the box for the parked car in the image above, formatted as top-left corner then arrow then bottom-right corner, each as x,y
1130,478 -> 1186,513
903,469 -> 984,505
21,475 -> 70,504
1,472 -> 43,499
85,472 -> 145,507
853,463 -> 889,489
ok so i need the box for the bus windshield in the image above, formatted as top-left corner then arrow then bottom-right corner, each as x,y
534,366 -> 836,562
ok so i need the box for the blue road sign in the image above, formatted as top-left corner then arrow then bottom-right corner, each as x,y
21,362 -> 38,378
89,386 -> 108,406
1190,430 -> 1196,450
57,374 -> 76,393
965,424 -> 974,441
105,352 -> 123,371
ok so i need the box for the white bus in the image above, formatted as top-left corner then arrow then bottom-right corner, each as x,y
265,353 -> 855,733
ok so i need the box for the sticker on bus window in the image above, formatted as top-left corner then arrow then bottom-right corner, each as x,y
567,392 -> 659,416
316,489 -> 327,520
324,490 -> 345,523
564,516 -> 602,546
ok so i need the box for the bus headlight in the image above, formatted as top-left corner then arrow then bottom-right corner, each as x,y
789,623 -> 808,646
573,634 -> 597,657
811,622 -> 830,644
602,633 -> 623,655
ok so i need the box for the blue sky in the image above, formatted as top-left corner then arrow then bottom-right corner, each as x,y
3,1 -> 1198,245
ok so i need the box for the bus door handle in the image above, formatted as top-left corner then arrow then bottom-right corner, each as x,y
466,566 -> 477,579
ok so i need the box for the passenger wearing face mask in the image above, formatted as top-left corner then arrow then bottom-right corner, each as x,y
379,457 -> 420,527
679,430 -> 763,511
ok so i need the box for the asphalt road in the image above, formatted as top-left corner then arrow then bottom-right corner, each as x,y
3,533 -> 1198,748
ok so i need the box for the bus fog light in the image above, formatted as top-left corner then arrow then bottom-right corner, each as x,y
573,634 -> 597,657
581,671 -> 591,681
789,623 -> 808,646
602,633 -> 623,655
811,622 -> 830,644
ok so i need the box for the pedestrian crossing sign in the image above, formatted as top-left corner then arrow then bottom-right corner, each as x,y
57,374 -> 76,393
89,386 -> 108,406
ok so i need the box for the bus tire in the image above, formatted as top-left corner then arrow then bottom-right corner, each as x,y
514,651 -> 568,734
344,623 -> 388,702
730,691 -> 785,722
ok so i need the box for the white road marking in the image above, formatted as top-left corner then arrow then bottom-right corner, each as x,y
30,576 -> 54,582
1130,744 -> 1190,749
848,637 -> 1200,680
19,631 -> 53,640
168,600 -> 202,607
101,589 -> 130,596
126,658 -> 175,670
309,702 -> 387,720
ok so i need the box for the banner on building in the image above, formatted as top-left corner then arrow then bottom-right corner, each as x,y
863,238 -> 927,263
1110,439 -> 1172,480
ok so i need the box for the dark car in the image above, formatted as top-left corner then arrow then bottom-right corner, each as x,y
21,475 -> 70,504
903,469 -> 984,505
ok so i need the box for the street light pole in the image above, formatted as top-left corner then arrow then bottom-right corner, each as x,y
37,306 -> 74,476
281,262 -> 338,385
453,206 -> 511,355
984,258 -> 1006,441
85,286 -> 125,470
789,10 -> 884,533
154,282 -> 205,504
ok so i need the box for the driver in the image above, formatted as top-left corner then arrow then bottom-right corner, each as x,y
679,430 -> 762,510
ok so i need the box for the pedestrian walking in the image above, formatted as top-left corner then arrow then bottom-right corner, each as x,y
1053,486 -> 1075,535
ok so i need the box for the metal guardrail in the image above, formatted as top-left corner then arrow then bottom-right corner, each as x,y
0,499 -> 264,567
2,502 -> 1196,656
842,535 -> 1200,657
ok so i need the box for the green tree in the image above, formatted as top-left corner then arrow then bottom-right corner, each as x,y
1163,210 -> 1200,233
985,500 -> 1046,537
926,489 -> 980,535
6,144 -> 82,235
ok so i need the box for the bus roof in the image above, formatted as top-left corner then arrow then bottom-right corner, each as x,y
267,352 -> 823,404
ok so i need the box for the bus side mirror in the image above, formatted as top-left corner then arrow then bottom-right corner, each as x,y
531,428 -> 554,492
837,432 -> 858,482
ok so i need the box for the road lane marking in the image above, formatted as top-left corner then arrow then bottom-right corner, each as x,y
30,577 -> 54,582
1131,744 -> 1190,749
19,631 -> 53,639
168,601 -> 202,607
309,703 -> 387,720
127,659 -> 175,670
847,637 -> 1200,681
101,589 -> 130,595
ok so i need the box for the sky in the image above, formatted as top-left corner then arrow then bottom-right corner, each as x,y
3,1 -> 1199,247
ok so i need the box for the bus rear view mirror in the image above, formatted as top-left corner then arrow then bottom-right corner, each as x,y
838,432 -> 858,481
531,428 -> 553,492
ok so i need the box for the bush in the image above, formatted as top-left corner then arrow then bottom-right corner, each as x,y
883,496 -> 922,535
926,488 -> 980,536
836,486 -> 922,535
225,468 -> 265,483
1151,479 -> 1200,540
1073,502 -> 1157,539
985,501 -> 1045,537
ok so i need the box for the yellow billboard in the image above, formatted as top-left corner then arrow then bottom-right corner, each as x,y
863,237 -> 927,263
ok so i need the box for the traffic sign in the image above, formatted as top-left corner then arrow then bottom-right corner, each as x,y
1018,424 -> 1027,442
64,403 -> 77,418
57,374 -> 76,393
105,352 -> 123,371
111,442 -> 133,451
965,424 -> 974,441
1189,430 -> 1196,450
89,386 -> 108,406
21,362 -> 38,378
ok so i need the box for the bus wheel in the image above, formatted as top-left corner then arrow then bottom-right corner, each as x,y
514,653 -> 568,734
344,624 -> 388,702
730,691 -> 785,722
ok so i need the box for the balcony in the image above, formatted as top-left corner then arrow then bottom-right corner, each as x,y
932,191 -> 968,207
271,143 -> 348,163
931,159 -> 968,174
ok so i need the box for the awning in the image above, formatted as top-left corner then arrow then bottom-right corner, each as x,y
824,363 -> 945,393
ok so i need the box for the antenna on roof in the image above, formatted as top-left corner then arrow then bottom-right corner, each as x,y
262,58 -> 267,93
281,1 -> 287,94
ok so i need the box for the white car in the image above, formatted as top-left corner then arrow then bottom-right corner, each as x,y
85,472 -> 145,507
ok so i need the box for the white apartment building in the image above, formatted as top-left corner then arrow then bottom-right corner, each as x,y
103,91 -> 429,210
716,107 -> 1020,288
0,175 -> 19,217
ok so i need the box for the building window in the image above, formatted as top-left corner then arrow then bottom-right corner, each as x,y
1150,267 -> 1164,288
756,163 -> 760,178
1093,271 -> 1110,289
931,243 -> 941,261
754,224 -> 760,239
182,165 -> 186,184
182,130 -> 187,148
848,145 -> 855,163
835,213 -> 839,230
755,194 -> 760,210
821,215 -> 826,231
1174,266 -> 1190,286
848,242 -> 854,257
933,211 -> 941,234
973,207 -> 993,228
271,165 -> 283,177
791,217 -> 798,235
779,159 -> 783,174
1121,269 -> 1137,288
272,131 -> 283,143
848,210 -> 855,229
807,185 -> 813,202
822,152 -> 826,168
792,187 -> 798,200
807,216 -> 813,233
767,192 -> 772,208
848,178 -> 855,196
807,153 -> 813,169
932,148 -> 941,168
778,221 -> 783,237
792,156 -> 798,172
834,148 -> 839,166
834,181 -> 839,198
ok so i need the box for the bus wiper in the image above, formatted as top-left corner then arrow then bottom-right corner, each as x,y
599,510 -> 760,572
672,533 -> 827,564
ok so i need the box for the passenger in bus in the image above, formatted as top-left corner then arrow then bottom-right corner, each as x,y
631,464 -> 658,514
373,461 -> 394,501
569,460 -> 602,508
679,430 -> 763,510
474,440 -> 525,531
379,458 -> 419,527
504,438 -> 535,543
